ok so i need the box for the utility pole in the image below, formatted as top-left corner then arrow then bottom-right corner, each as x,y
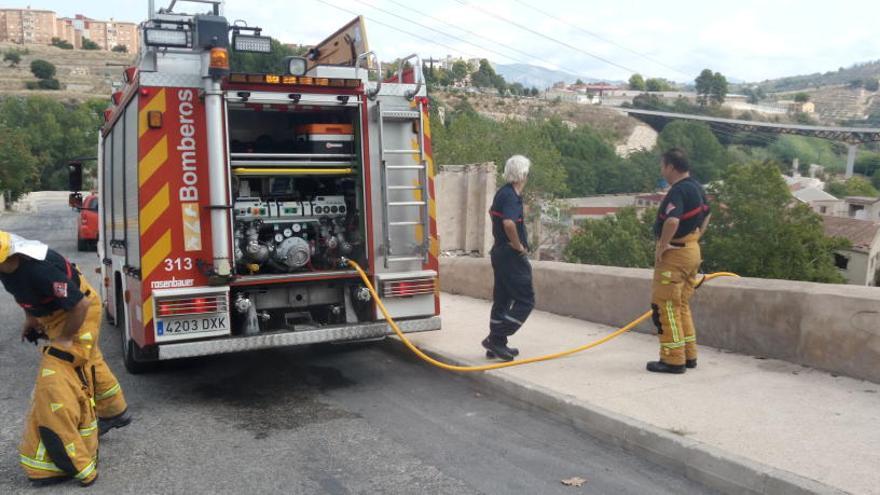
424,57 -> 441,71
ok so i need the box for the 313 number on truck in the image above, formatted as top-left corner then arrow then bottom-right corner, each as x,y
79,1 -> 440,373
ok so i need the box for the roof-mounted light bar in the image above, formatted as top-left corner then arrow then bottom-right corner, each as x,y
144,27 -> 190,48
233,33 -> 271,53
227,73 -> 362,88
230,22 -> 271,54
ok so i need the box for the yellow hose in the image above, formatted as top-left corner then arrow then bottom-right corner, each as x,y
348,259 -> 739,372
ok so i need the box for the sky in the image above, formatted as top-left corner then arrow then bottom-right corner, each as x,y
25,0 -> 880,83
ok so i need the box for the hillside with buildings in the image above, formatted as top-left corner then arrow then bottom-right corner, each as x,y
0,7 -> 138,52
0,7 -> 137,100
0,41 -> 133,101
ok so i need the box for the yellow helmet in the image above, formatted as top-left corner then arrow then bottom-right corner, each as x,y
0,230 -> 11,264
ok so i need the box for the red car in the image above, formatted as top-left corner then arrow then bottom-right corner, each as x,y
77,193 -> 99,251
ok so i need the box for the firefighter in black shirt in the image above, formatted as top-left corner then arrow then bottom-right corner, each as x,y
648,149 -> 711,374
0,231 -> 130,486
482,155 -> 535,362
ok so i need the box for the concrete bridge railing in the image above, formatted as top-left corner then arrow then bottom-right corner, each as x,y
440,257 -> 880,383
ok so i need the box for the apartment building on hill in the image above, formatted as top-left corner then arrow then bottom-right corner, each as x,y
0,7 -> 138,53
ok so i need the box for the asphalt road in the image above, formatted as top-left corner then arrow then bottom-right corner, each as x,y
0,194 -> 715,494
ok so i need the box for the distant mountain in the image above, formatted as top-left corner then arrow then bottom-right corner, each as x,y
495,63 -> 616,90
750,60 -> 880,93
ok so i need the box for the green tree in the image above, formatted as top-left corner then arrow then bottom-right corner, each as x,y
742,86 -> 765,104
30,60 -> 56,80
111,44 -> 128,53
0,127 -> 39,203
709,72 -> 728,105
529,87 -> 539,97
826,176 -> 879,198
229,38 -> 306,73
703,161 -> 847,283
0,96 -> 105,190
657,121 -> 728,182
4,51 -> 21,67
854,151 -> 880,177
81,39 -> 100,50
575,78 -> 585,85
645,78 -> 672,92
794,92 -> 810,102
695,69 -> 714,106
450,60 -> 469,84
564,207 -> 654,268
872,169 -> 880,190
431,110 -> 567,197
866,79 -> 880,92
768,135 -> 839,174
629,74 -> 646,91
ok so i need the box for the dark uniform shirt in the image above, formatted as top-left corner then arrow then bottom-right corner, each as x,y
0,249 -> 85,317
653,177 -> 710,239
489,183 -> 529,250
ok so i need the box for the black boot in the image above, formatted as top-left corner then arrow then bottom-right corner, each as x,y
30,476 -> 70,487
486,346 -> 519,359
646,361 -> 686,374
99,408 -> 132,436
482,338 -> 514,361
686,359 -> 697,369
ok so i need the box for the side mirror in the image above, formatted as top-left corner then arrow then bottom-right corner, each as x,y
68,161 -> 83,192
69,192 -> 83,209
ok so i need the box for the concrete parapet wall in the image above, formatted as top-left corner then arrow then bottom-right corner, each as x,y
435,163 -> 496,255
440,257 -> 880,383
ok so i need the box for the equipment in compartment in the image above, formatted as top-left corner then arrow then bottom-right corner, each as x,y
295,123 -> 354,154
232,176 -> 361,274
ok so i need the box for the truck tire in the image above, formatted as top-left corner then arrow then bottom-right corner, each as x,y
118,289 -> 157,374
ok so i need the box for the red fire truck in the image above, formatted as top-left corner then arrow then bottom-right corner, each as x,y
83,1 -> 440,373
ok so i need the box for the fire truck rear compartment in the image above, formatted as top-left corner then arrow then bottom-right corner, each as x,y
226,101 -> 370,333
227,104 -> 366,274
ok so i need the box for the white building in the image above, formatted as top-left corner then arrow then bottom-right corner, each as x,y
844,196 -> 880,221
822,216 -> 880,286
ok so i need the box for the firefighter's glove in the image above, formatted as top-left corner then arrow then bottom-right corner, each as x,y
23,327 -> 48,345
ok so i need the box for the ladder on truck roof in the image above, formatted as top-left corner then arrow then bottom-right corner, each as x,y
376,55 -> 429,268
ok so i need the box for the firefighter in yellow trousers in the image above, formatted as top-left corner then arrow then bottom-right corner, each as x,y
648,149 -> 711,374
0,231 -> 131,486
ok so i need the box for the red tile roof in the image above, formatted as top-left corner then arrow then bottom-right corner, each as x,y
822,217 -> 880,253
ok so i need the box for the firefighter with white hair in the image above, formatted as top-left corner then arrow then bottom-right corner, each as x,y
482,155 -> 535,361
0,231 -> 131,486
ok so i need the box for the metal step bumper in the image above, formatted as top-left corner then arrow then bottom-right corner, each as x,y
157,316 -> 441,360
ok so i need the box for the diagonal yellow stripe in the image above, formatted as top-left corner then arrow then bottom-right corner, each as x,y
140,184 -> 170,235
143,296 -> 154,326
139,89 -> 166,138
142,230 -> 172,280
139,136 -> 168,187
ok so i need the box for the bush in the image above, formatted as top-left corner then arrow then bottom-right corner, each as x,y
25,79 -> 61,90
37,79 -> 61,90
30,59 -> 56,80
111,44 -> 128,53
4,52 -> 22,67
866,79 -> 880,92
82,39 -> 100,50
50,37 -> 74,50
